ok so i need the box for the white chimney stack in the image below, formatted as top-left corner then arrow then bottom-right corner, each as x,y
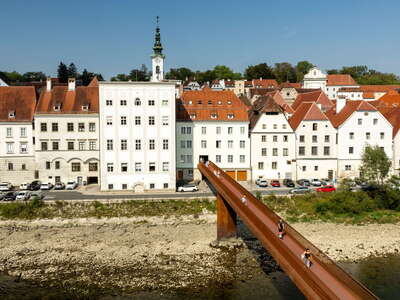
68,78 -> 76,91
336,98 -> 346,113
317,103 -> 322,110
46,77 -> 52,91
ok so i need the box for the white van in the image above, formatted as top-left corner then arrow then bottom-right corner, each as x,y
0,182 -> 12,191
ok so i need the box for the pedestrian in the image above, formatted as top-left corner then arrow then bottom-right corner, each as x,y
277,219 -> 285,239
241,195 -> 247,205
301,248 -> 312,268
205,160 -> 210,167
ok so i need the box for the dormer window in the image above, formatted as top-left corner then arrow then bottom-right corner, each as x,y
208,100 -> 212,105
227,113 -> 234,119
53,103 -> 61,111
217,100 -> 222,105
82,104 -> 90,111
188,100 -> 192,105
197,100 -> 202,105
227,100 -> 232,105
190,113 -> 196,119
211,113 -> 218,119
8,111 -> 15,118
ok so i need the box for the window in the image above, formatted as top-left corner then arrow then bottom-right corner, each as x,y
283,124 -> 287,129
181,127 -> 186,134
240,126 -> 245,134
312,123 -> 317,131
162,116 -> 169,126
89,141 -> 96,150
299,135 -> 305,143
228,140 -> 233,148
216,155 -> 221,163
261,135 -> 266,142
89,162 -> 97,171
149,116 -> 155,125
135,116 -> 141,125
273,124 -> 277,129
149,162 -> 156,172
162,99 -> 168,106
314,166 -> 318,171
240,140 -> 245,148
180,140 -> 186,148
107,139 -> 113,150
324,146 -> 330,155
149,183 -> 155,189
272,148 -> 278,156
71,163 -> 81,172
187,141 -> 192,148
349,132 -> 354,139
373,119 -> 378,125
107,163 -> 114,172
216,127 -> 221,134
380,132 -> 385,139
135,140 -> 141,150
211,113 -> 217,119
40,123 -> 47,132
261,148 -> 267,156
149,139 -> 155,150
52,123 -> 58,132
273,135 -> 277,142
324,135 -> 330,142
106,117 -> 112,125
20,127 -> 27,137
122,184 -> 128,190
108,184 -> 114,190
162,162 -> 169,171
120,116 -> 127,125
262,124 -> 267,130
120,100 -> 127,106
55,161 -> 60,169
299,146 -> 305,156
135,163 -> 142,172
216,140 -> 221,148
163,139 -> 169,150
228,127 -> 233,134
121,163 -> 128,172
283,148 -> 288,156
164,183 -> 169,189
311,146 -> 318,155
201,127 -> 206,134
272,162 -> 277,169
240,155 -> 245,163
41,142 -> 47,151
8,163 -> 13,170
79,141 -> 85,150
366,132 -> 370,140
358,118 -> 362,125
135,98 -> 141,106
302,166 -> 306,171
258,162 -> 264,170
106,100 -> 113,106
201,140 -> 207,148
121,139 -> 127,150
148,100 -> 155,106
68,141 -> 74,150
312,135 -> 317,143
283,135 -> 288,142
227,113 -> 234,119
67,123 -> 74,131
186,155 -> 192,163
89,123 -> 96,132
345,165 -> 351,171
20,143 -> 28,153
228,155 -> 233,163
349,147 -> 354,154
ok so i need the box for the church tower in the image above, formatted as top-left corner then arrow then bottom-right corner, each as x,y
151,16 -> 165,82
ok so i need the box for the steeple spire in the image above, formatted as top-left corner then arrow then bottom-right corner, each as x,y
153,16 -> 164,57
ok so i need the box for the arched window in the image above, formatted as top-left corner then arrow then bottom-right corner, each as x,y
312,123 -> 318,131
156,66 -> 160,74
135,98 -> 141,106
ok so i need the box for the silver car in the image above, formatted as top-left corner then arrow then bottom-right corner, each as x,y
177,184 -> 199,192
15,191 -> 31,201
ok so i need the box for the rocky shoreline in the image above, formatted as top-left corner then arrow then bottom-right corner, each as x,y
0,215 -> 399,298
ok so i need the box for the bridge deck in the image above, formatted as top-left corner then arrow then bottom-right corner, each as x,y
198,161 -> 378,300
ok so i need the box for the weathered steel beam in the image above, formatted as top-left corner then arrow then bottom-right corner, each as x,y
216,192 -> 237,240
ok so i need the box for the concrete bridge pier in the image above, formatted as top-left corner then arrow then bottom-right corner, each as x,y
216,193 -> 237,240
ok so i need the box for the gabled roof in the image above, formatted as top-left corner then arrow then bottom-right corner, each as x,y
238,95 -> 252,107
0,78 -> 8,86
249,95 -> 285,129
0,86 -> 36,122
291,90 -> 334,111
178,90 -> 248,122
36,85 -> 99,114
249,88 -> 277,99
288,102 -> 329,130
381,107 -> 400,137
378,91 -> 400,107
327,74 -> 357,86
325,100 -> 377,128
88,77 -> 99,87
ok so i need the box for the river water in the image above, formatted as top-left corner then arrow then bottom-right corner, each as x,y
1,254 -> 399,299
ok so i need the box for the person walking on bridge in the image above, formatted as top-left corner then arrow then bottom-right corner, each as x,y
277,219 -> 285,239
301,248 -> 312,268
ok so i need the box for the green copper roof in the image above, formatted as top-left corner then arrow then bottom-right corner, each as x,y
153,16 -> 164,57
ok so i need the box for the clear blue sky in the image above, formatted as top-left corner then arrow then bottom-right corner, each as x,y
1,0 -> 399,79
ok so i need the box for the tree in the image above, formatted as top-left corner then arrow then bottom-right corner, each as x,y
129,64 -> 150,81
110,73 -> 130,81
21,72 -> 46,82
212,65 -> 241,80
295,61 -> 314,82
165,67 -> 194,81
273,62 -> 297,83
57,62 -> 69,83
68,63 -> 78,78
244,63 -> 275,80
359,145 -> 391,185
195,70 -> 217,84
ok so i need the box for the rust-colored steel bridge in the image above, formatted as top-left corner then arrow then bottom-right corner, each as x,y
198,161 -> 378,300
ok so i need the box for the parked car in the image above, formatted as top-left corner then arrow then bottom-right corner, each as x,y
15,191 -> 31,200
316,185 -> 336,193
0,193 -> 4,200
311,179 -> 322,186
256,179 -> 268,187
177,184 -> 199,192
40,183 -> 53,190
297,179 -> 310,187
65,181 -> 78,190
30,181 -> 42,191
54,182 -> 65,190
270,180 -> 281,187
30,191 -> 44,200
19,183 -> 31,190
0,182 -> 12,191
290,186 -> 311,194
283,179 -> 295,187
3,192 -> 16,201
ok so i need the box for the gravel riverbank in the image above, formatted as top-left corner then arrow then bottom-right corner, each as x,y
0,215 -> 399,297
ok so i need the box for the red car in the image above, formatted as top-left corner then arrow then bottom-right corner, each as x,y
316,185 -> 336,192
271,180 -> 281,187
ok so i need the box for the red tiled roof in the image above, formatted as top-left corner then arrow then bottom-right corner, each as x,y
280,82 -> 302,89
360,85 -> 400,92
288,102 -> 329,130
378,92 -> 400,107
0,86 -> 36,122
253,79 -> 278,88
88,77 -> 99,87
325,100 -> 377,128
245,80 -> 253,87
291,90 -> 334,111
381,107 -> 400,137
249,88 -> 277,99
178,90 -> 249,122
327,74 -> 357,86
363,92 -> 375,99
224,80 -> 235,87
36,85 -> 99,114
337,87 -> 362,93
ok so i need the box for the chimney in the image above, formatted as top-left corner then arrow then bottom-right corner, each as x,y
317,103 -> 322,110
68,78 -> 76,91
259,77 -> 262,80
336,98 -> 346,113
46,77 -> 52,91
